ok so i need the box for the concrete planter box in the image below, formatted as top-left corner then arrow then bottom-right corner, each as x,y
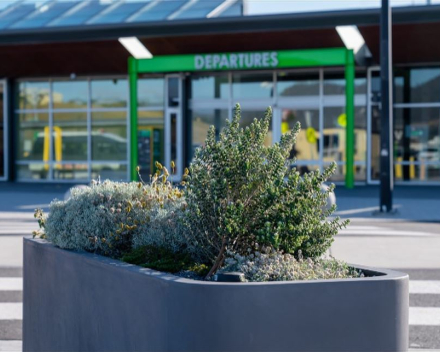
23,238 -> 409,352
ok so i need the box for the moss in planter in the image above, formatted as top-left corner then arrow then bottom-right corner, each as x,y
122,245 -> 209,276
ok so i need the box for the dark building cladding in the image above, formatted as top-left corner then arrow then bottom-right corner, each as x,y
0,1 -> 440,185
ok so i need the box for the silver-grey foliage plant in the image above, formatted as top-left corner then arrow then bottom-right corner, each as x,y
40,174 -> 186,258
220,249 -> 362,282
183,103 -> 349,278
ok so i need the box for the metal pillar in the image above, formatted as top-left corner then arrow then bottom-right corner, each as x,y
380,0 -> 394,211
128,57 -> 138,181
345,49 -> 355,189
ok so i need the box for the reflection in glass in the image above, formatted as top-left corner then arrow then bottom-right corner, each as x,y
16,163 -> 49,180
191,75 -> 229,99
16,82 -> 50,110
395,68 -> 440,104
91,112 -> 127,161
91,79 -> 127,108
232,74 -> 273,99
394,108 -> 440,182
370,106 -> 381,181
137,110 -> 164,180
53,113 -> 87,161
277,72 -> 319,96
324,107 -> 367,164
52,81 -> 88,109
324,75 -> 366,95
191,109 -> 228,153
394,163 -> 440,182
168,78 -> 179,107
282,109 -> 319,161
53,164 -> 88,180
138,78 -> 164,107
0,83 -> 4,178
16,113 -> 49,161
92,163 -> 127,181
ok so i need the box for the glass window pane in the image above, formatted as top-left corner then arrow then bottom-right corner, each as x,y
192,109 -> 228,154
0,83 -> 4,178
0,4 -> 36,30
92,163 -> 127,181
89,2 -> 146,24
138,78 -> 164,107
394,68 -> 440,104
394,164 -> 440,183
52,81 -> 88,109
16,82 -> 50,110
130,0 -> 186,22
49,2 -> 108,27
173,0 -> 223,19
277,72 -> 319,97
168,78 -> 179,107
92,112 -> 127,161
16,163 -> 49,180
232,74 -> 274,99
394,108 -> 440,182
240,110 -> 272,146
91,79 -> 127,108
53,112 -> 87,161
137,110 -> 164,180
191,75 -> 229,99
324,107 -> 366,166
324,74 -> 366,95
53,164 -> 88,180
282,108 -> 319,162
370,105 -> 381,181
16,113 -> 49,161
10,2 -> 78,29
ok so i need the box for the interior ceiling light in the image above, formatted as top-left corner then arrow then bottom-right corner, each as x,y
118,37 -> 153,59
336,25 -> 366,55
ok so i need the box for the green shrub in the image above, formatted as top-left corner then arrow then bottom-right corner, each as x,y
38,169 -> 186,258
183,104 -> 348,278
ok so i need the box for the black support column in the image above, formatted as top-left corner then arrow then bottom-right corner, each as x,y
380,0 -> 394,212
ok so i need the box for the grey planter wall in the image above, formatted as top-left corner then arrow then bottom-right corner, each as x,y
23,238 -> 409,352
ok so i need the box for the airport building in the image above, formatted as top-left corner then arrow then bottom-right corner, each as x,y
1,0 -> 440,186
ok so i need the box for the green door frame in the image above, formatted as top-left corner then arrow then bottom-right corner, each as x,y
128,47 -> 355,188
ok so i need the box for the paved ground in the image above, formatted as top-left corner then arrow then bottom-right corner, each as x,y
0,183 -> 439,351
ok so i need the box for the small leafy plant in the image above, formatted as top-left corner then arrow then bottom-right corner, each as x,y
183,104 -> 348,278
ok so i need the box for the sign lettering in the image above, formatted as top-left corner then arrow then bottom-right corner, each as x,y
194,52 -> 279,71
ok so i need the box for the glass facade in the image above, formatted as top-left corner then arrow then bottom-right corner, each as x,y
8,65 -> 440,186
0,81 -> 5,180
190,70 -> 367,182
369,67 -> 440,183
15,78 -> 129,181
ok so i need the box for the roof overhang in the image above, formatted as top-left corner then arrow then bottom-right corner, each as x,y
1,5 -> 440,45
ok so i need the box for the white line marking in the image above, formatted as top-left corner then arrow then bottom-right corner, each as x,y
0,340 -> 22,352
0,278 -> 22,291
0,303 -> 22,320
409,307 -> 440,326
410,281 -> 440,295
338,230 -> 437,237
335,204 -> 402,215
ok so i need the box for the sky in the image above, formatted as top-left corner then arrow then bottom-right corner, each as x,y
0,0 -> 437,15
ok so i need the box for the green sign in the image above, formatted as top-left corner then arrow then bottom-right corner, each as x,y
195,52 -> 279,70
133,48 -> 348,73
